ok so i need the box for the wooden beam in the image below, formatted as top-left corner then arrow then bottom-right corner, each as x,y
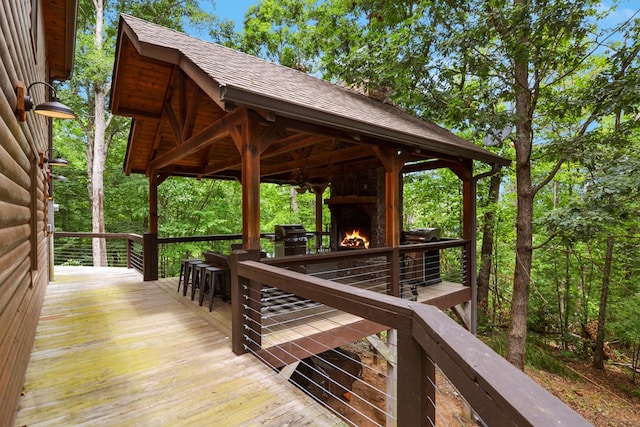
203,133 -> 330,177
164,101 -> 184,146
181,85 -> 201,141
261,144 -> 375,177
273,115 -> 363,143
402,158 -> 463,174
147,108 -> 246,173
262,134 -> 327,158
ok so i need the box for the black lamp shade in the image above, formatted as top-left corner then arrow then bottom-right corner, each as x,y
34,97 -> 76,119
49,157 -> 69,167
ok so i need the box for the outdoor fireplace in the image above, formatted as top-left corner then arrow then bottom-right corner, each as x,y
334,203 -> 373,250
326,168 -> 386,251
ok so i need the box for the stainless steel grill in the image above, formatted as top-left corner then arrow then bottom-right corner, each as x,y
274,224 -> 307,257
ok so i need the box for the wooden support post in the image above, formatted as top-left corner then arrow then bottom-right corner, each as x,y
143,174 -> 159,281
385,158 -> 402,248
142,233 -> 158,281
312,184 -> 327,253
397,327 -> 434,427
388,247 -> 400,297
241,145 -> 261,250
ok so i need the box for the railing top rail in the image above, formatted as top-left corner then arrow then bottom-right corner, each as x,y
238,260 -> 411,326
236,258 -> 590,427
157,233 -> 283,244
411,304 -> 590,427
262,239 -> 469,267
55,232 -> 143,242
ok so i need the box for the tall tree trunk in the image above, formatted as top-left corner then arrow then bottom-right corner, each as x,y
90,0 -> 108,266
506,0 -> 534,370
593,235 -> 614,370
92,87 -> 107,266
477,172 -> 502,321
290,186 -> 299,213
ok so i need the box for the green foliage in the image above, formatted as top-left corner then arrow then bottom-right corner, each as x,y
403,169 -> 462,237
51,0 -> 640,368
484,333 -> 579,378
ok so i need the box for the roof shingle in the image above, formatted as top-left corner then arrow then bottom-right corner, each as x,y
118,14 -> 508,166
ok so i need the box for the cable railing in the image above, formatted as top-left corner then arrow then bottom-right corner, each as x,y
157,233 -> 326,278
53,232 -> 144,274
230,250 -> 590,427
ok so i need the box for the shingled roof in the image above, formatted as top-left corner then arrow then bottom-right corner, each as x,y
110,14 -> 507,182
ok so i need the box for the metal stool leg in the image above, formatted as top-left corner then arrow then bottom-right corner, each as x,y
191,262 -> 209,301
199,266 -> 213,307
208,271 -> 217,312
183,262 -> 194,296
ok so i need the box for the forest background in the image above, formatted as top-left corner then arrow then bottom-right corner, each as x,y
51,0 -> 640,406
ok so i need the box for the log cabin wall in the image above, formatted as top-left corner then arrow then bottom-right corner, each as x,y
0,1 -> 60,422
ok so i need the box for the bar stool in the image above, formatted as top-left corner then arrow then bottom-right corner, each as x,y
177,258 -> 200,293
183,260 -> 207,298
190,261 -> 211,301
199,266 -> 230,311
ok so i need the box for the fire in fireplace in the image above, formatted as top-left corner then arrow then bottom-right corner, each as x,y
340,229 -> 370,249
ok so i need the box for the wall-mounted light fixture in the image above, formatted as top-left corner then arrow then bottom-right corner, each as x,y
15,80 -> 76,121
39,152 -> 70,169
49,156 -> 69,167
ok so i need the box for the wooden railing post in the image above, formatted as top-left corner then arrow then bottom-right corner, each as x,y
142,233 -> 158,281
397,321 -> 434,427
231,250 -> 250,355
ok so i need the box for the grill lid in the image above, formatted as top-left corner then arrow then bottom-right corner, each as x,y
403,228 -> 441,242
275,224 -> 307,240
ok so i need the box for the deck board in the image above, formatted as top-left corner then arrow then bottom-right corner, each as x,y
15,267 -> 343,426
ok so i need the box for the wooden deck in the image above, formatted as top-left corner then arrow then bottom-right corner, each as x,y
15,267 -> 343,426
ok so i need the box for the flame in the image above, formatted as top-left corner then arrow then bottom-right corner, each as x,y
341,229 -> 370,249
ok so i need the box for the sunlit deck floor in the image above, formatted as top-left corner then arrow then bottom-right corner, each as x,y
15,266 -> 343,426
